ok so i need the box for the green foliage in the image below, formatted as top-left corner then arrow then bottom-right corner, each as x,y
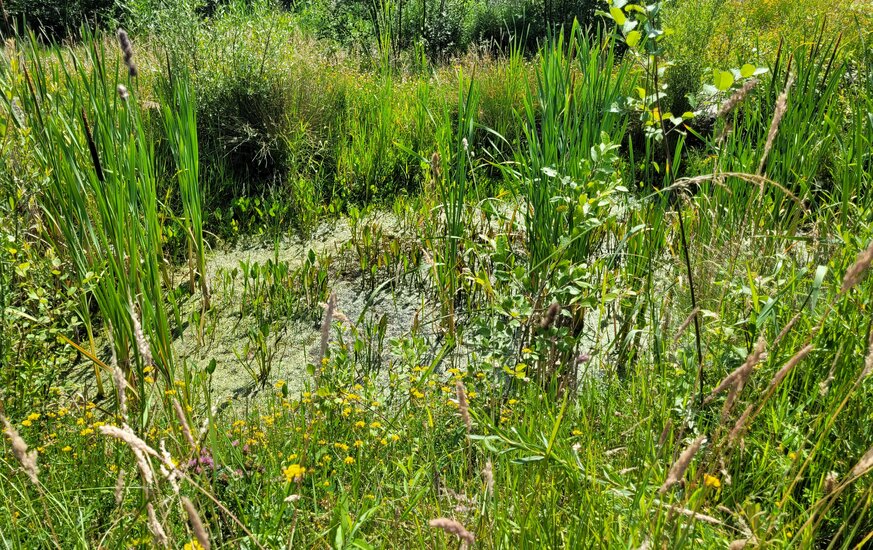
1,0 -> 119,40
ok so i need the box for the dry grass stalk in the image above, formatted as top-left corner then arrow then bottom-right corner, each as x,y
659,436 -> 705,493
116,29 -> 138,77
147,502 -> 169,547
717,78 -> 759,118
173,399 -> 196,451
0,414 -> 39,485
757,74 -> 794,175
540,301 -> 561,329
428,518 -> 475,548
456,380 -> 472,433
316,292 -> 336,367
182,496 -> 211,550
673,307 -> 700,343
669,172 -> 805,212
840,240 -> 873,294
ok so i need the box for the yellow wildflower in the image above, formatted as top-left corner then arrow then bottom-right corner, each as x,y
283,463 -> 306,482
703,474 -> 721,488
344,456 -> 355,465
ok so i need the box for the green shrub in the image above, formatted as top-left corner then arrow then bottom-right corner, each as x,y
2,0 -> 119,40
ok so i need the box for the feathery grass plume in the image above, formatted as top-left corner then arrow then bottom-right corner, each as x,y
540,301 -> 561,329
173,399 -> 196,451
849,446 -> 873,479
456,380 -> 472,433
773,310 -> 802,348
482,461 -> 494,496
0,414 -> 39,485
717,78 -> 759,119
757,74 -> 794,175
182,496 -> 211,550
114,468 -> 125,506
159,440 -> 181,493
766,343 -> 814,392
728,403 -> 755,445
147,503 -> 169,547
673,307 -> 700,343
116,29 -> 138,77
316,292 -> 336,368
861,330 -> 873,380
112,353 -> 127,421
706,336 -> 766,403
840,240 -> 873,294
659,435 -> 705,493
130,302 -> 154,368
428,518 -> 475,548
117,84 -> 129,101
98,424 -> 157,486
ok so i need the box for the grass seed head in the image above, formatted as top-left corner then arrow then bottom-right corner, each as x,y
1,414 -> 39,485
659,435 -> 705,493
717,78 -> 759,119
456,380 -> 472,433
182,497 -> 211,550
841,240 -> 873,294
428,517 -> 475,548
147,502 -> 169,547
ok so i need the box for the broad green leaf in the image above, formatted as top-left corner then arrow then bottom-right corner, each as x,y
740,63 -> 756,78
713,69 -> 735,91
610,7 -> 627,25
625,30 -> 641,47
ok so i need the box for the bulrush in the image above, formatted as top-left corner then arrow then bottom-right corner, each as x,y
429,518 -> 475,548
182,496 -> 211,550
456,380 -> 472,433
659,435 -> 705,493
117,84 -> 130,101
540,301 -> 561,329
116,29 -> 138,77
1,414 -> 39,485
